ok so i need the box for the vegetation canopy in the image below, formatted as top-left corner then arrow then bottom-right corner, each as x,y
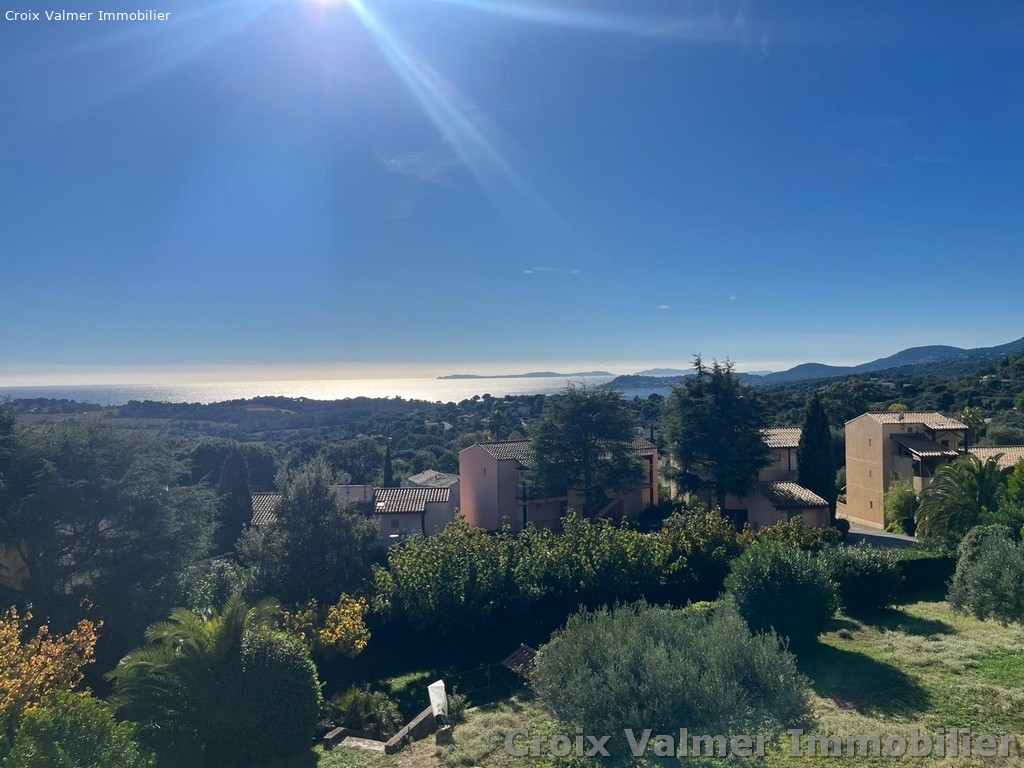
528,384 -> 642,517
530,600 -> 812,759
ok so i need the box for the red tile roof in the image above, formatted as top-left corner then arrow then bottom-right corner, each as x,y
374,487 -> 451,514
863,412 -> 968,430
251,492 -> 282,526
969,446 -> 1024,470
754,482 -> 828,509
474,437 -> 656,469
762,427 -> 801,449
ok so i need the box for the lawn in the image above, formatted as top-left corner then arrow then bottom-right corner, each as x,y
254,600 -> 1024,768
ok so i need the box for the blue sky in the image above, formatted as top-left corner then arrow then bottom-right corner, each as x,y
2,0 -> 1022,382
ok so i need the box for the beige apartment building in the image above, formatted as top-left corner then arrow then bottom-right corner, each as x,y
842,411 -> 968,528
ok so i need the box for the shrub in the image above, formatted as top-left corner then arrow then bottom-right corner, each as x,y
818,544 -> 904,614
725,541 -> 839,648
177,558 -> 246,613
4,692 -> 153,768
108,599 -> 321,768
445,689 -> 468,725
212,631 -> 323,765
884,480 -> 918,536
982,500 -> 1024,539
893,550 -> 957,596
530,601 -> 812,758
657,509 -> 741,600
948,526 -> 1024,625
835,518 -> 851,538
372,519 -> 530,634
0,606 -> 99,741
281,594 -> 371,659
738,518 -> 842,552
325,685 -> 403,741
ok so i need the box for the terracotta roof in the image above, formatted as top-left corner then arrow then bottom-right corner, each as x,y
404,470 -> 460,488
891,434 -> 958,459
969,446 -> 1024,470
754,482 -> 828,509
762,427 -> 801,449
374,487 -> 451,514
477,441 -> 535,465
474,437 -> 656,469
862,411 -> 968,430
251,492 -> 282,526
630,436 -> 658,454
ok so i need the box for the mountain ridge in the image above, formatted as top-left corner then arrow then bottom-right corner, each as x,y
761,336 -> 1024,383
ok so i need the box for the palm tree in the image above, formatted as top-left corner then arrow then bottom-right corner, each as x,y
916,455 -> 1009,539
106,595 -> 279,765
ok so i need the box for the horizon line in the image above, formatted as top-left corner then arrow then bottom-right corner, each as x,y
0,357 -> 866,387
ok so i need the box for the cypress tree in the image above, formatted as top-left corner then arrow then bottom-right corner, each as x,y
215,449 -> 253,554
798,393 -> 838,525
382,443 -> 395,487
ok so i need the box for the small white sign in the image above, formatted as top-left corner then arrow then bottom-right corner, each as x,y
428,680 -> 448,718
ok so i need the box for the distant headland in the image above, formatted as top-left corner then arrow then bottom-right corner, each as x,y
437,371 -> 614,380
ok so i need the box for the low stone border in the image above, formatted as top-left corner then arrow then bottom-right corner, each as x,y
384,705 -> 437,754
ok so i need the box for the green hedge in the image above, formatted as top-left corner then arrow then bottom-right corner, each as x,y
895,552 -> 956,596
819,544 -> 904,614
725,541 -> 839,649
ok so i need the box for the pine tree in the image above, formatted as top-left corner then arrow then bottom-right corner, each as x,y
662,358 -> 772,512
214,449 -> 253,554
798,393 -> 838,525
529,385 -> 641,517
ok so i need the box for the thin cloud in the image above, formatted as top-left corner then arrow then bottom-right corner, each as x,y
386,198 -> 419,220
913,155 -> 954,164
523,267 -> 581,276
377,150 -> 465,186
653,305 -> 670,310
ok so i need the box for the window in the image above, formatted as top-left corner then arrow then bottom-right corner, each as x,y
391,518 -> 400,529
941,440 -> 949,447
870,501 -> 874,509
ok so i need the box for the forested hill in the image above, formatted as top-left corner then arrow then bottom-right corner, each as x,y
761,336 -> 1024,383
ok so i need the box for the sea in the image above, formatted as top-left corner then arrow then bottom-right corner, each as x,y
0,374 -> 628,407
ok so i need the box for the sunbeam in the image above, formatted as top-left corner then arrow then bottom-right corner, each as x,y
7,0 -> 276,119
423,0 -> 740,41
347,0 -> 577,246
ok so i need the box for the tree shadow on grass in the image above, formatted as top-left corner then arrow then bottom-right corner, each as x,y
799,645 -> 931,717
866,608 -> 955,638
826,616 -> 861,633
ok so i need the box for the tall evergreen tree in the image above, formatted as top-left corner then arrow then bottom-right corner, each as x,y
214,449 -> 252,555
797,393 -> 838,525
0,419 -> 216,668
239,457 -> 377,604
529,385 -> 641,517
382,443 -> 395,487
662,358 -> 771,512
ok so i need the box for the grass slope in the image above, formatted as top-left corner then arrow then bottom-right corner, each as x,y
253,600 -> 1024,768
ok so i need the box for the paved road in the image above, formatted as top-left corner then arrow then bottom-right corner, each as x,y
845,522 -> 918,549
